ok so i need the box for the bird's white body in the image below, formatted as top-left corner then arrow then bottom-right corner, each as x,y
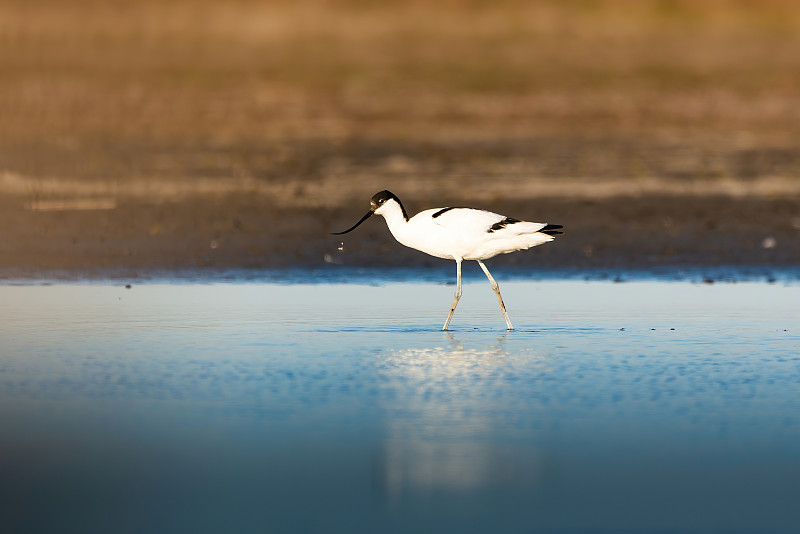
332,190 -> 562,330
378,204 -> 555,261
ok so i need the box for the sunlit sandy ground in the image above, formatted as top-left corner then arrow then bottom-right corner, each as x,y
1,0 -> 799,275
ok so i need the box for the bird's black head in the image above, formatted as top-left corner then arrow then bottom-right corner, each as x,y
330,190 -> 408,235
370,190 -> 408,220
370,190 -> 397,209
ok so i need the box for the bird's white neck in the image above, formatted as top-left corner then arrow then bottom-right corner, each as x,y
375,200 -> 410,243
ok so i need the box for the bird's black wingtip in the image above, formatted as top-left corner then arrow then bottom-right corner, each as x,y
541,224 -> 564,236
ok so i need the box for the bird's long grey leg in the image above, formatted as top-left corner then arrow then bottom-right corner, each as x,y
442,259 -> 463,331
477,260 -> 514,330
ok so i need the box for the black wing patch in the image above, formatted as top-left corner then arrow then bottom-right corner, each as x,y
487,217 -> 521,233
432,207 -> 456,218
540,224 -> 564,236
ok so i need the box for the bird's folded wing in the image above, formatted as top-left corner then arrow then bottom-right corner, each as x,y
430,208 -> 548,235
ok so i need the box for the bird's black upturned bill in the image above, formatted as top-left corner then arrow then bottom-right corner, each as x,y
331,210 -> 374,235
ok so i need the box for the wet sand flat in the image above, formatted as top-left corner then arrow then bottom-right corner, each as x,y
1,190 -> 799,275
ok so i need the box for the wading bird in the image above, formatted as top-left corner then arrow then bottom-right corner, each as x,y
332,190 -> 563,330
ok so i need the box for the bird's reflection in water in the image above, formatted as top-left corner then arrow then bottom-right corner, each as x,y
374,332 -> 549,499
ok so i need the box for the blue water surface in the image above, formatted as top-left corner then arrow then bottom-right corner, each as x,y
1,280 -> 799,534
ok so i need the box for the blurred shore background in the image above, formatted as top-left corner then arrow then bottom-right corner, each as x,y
1,0 -> 798,276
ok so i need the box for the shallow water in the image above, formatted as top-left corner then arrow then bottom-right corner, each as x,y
1,281 -> 799,534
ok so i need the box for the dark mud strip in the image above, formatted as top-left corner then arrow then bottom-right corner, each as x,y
1,194 -> 798,278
